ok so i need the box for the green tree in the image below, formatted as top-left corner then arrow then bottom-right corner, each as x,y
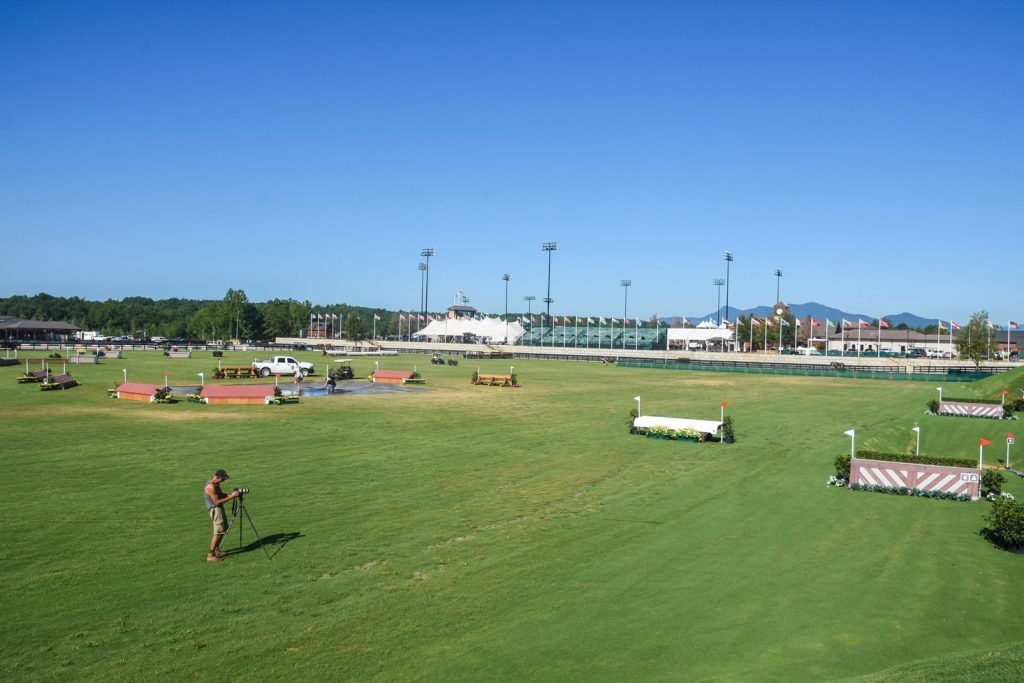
955,310 -> 998,367
345,314 -> 367,341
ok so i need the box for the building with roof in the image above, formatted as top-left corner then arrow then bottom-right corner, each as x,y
0,316 -> 81,342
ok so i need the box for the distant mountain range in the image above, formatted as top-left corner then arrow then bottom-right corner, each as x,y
666,302 -> 941,329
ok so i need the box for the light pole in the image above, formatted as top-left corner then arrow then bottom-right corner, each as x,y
421,247 -> 435,319
912,425 -> 920,456
723,251 -> 734,325
524,296 -> 540,342
418,262 -> 428,324
543,242 -> 558,347
524,295 -> 535,330
502,273 -> 510,343
621,280 -> 631,350
774,268 -> 782,304
713,278 -> 724,325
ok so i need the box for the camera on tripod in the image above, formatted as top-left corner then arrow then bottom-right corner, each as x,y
233,487 -> 250,496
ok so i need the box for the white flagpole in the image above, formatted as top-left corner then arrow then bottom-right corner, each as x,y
877,319 -> 882,358
586,318 -> 590,348
574,317 -> 578,348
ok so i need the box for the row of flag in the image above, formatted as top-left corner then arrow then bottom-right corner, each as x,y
326,311 -> 1020,332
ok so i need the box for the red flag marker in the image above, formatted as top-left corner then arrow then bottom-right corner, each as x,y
980,438 -> 992,446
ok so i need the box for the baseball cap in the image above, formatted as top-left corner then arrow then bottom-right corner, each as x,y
215,469 -> 230,480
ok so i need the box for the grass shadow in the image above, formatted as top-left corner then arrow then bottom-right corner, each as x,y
223,531 -> 302,560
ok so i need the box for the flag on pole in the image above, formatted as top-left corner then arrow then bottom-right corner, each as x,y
722,317 -> 731,326
682,317 -> 690,327
811,319 -> 821,327
373,314 -> 381,321
938,321 -> 946,330
858,320 -> 870,329
418,314 -> 425,321
766,319 -> 775,327
879,319 -> 890,328
951,321 -> 960,331
587,317 -> 595,324
780,319 -> 790,327
751,318 -> 761,327
399,314 -> 406,321
1011,322 -> 1020,329
980,438 -> 992,446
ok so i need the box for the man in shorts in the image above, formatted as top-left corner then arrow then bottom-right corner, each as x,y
204,469 -> 240,563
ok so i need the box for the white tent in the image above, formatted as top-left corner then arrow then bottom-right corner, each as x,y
666,327 -> 734,350
414,317 -> 526,344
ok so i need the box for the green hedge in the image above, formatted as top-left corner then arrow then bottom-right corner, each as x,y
942,397 -> 1004,405
856,450 -> 977,469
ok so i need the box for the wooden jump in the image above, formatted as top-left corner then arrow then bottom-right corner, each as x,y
473,373 -> 515,387
18,369 -> 50,383
215,365 -> 259,379
41,374 -> 78,391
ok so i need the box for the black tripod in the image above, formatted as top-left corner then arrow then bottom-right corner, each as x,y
224,493 -> 272,560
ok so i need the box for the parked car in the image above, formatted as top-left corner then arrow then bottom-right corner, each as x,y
906,348 -> 926,358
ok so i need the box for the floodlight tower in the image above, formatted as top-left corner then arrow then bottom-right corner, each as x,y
774,268 -> 783,304
621,280 -> 631,349
713,278 -> 725,325
542,242 -> 558,319
418,262 -> 427,321
421,247 -> 435,318
723,251 -> 734,323
524,295 -> 535,328
501,273 -> 511,342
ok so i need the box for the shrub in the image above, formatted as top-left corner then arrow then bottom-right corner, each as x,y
721,415 -> 735,442
212,350 -> 223,358
446,358 -> 459,366
48,352 -> 62,359
986,497 -> 1024,548
834,453 -> 851,479
982,469 -> 1006,496
927,398 -> 940,414
855,450 -> 977,469
1014,398 -> 1024,412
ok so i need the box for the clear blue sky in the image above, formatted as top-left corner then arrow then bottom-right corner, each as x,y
2,1 -> 1021,323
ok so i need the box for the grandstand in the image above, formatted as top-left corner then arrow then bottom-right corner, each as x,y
519,326 -> 666,350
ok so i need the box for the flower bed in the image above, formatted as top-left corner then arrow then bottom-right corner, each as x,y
641,425 -> 705,441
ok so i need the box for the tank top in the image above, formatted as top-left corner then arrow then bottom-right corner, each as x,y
204,479 -> 224,510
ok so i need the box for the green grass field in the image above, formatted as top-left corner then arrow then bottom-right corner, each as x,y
2,350 -> 1023,681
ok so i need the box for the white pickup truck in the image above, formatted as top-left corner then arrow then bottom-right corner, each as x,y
252,356 -> 315,378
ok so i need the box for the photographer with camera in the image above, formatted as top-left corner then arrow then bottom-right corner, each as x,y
204,469 -> 241,563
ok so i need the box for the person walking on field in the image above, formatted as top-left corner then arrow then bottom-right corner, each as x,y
294,367 -> 303,395
204,469 -> 240,563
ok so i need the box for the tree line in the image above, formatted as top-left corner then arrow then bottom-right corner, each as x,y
0,291 -> 402,342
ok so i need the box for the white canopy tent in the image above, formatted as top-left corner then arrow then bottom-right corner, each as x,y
666,327 -> 735,351
413,317 -> 526,344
